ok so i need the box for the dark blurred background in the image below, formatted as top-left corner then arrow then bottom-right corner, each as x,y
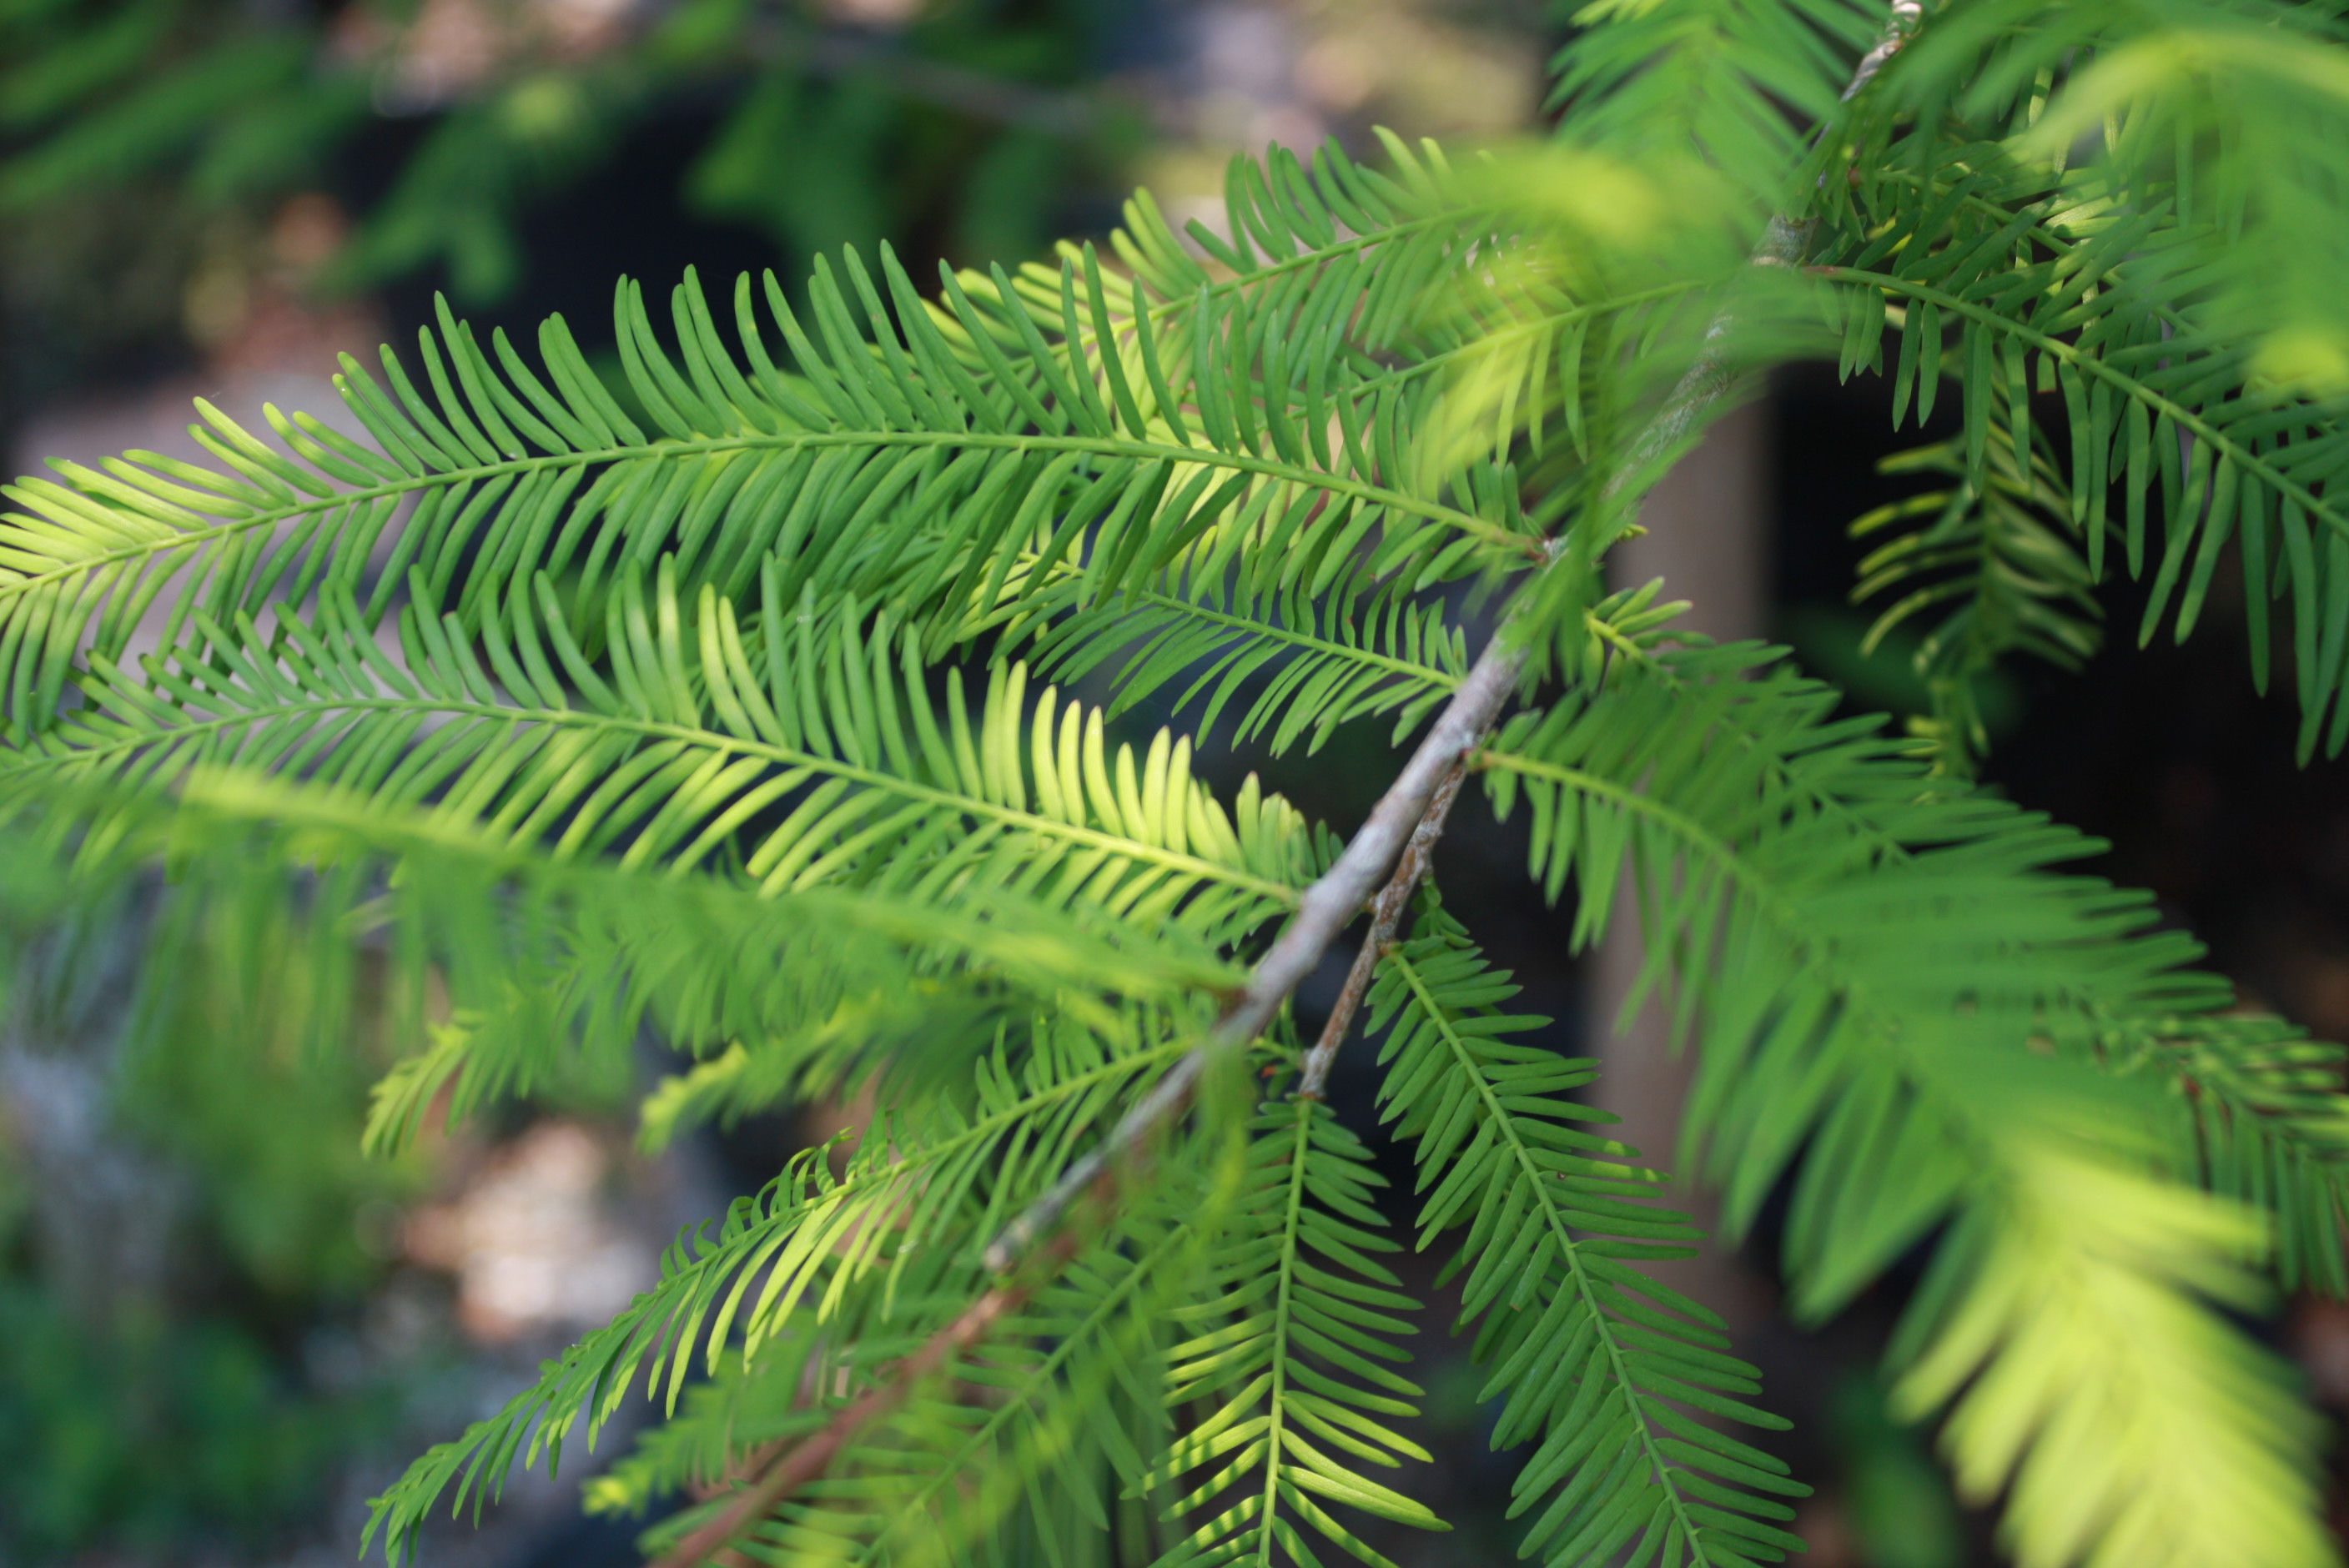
4,3 -> 2346,1564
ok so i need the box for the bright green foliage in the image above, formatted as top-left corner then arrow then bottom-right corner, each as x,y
5,3 -> 2349,1565
1146,1098 -> 1437,1566
1881,0 -> 2349,387
1483,627 -> 2342,1566
365,1014 -> 1209,1563
1809,123 -> 2349,756
1549,0 -> 1886,201
1370,914 -> 1808,1568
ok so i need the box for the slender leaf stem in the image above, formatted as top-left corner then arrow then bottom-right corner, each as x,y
1295,762 -> 1466,1101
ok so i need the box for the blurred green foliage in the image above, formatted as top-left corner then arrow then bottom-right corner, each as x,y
0,0 -> 1133,432
1828,1373 -> 1964,1568
0,1288 -> 397,1558
0,879 -> 430,1560
0,0 -> 1123,297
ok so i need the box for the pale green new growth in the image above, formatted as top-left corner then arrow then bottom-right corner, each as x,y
4,0 -> 2349,1564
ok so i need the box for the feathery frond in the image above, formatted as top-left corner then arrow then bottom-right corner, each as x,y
1875,0 -> 2349,379
1548,0 -> 1887,204
0,161 -> 1548,751
11,558 -> 1314,952
0,768 -> 1210,1145
1144,1097 -> 1437,1567
1368,911 -> 1807,1568
366,1012 -> 1215,1564
1481,633 -> 2335,1567
1808,135 -> 2349,754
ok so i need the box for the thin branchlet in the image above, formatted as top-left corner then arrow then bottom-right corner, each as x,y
979,648 -> 1520,1272
1295,762 -> 1466,1102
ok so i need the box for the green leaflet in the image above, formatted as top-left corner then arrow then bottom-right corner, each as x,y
2092,1011 -> 2349,1300
0,130 -> 1768,766
1369,915 -> 1806,1568
1144,1098 -> 1438,1568
1560,614 -> 2349,1296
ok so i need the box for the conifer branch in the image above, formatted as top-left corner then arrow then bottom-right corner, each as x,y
631,14 -> 1944,1555
9,0 -> 2344,1558
982,650 -> 1523,1275
1843,0 -> 1924,101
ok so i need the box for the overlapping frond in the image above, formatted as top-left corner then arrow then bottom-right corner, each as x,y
585,1088 -> 1260,1568
1480,635 -> 2336,1567
0,767 -> 1213,1150
2098,1012 -> 2349,1299
611,1178 -> 1210,1568
0,148 -> 1564,756
1849,421 -> 2101,774
1872,0 -> 2349,377
1569,600 -> 2349,1297
1144,1097 -> 1436,1567
1808,138 -> 2349,753
600,1209 -> 1192,1568
1367,913 -> 1804,1568
834,1210 -> 1200,1568
366,1013 -> 1210,1563
8,557 -> 1315,958
974,135 -> 1753,505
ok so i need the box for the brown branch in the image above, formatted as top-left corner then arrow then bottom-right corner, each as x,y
650,1232 -> 1084,1568
1295,763 -> 1467,1102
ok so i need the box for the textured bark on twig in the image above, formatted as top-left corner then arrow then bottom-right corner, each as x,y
1295,763 -> 1467,1102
